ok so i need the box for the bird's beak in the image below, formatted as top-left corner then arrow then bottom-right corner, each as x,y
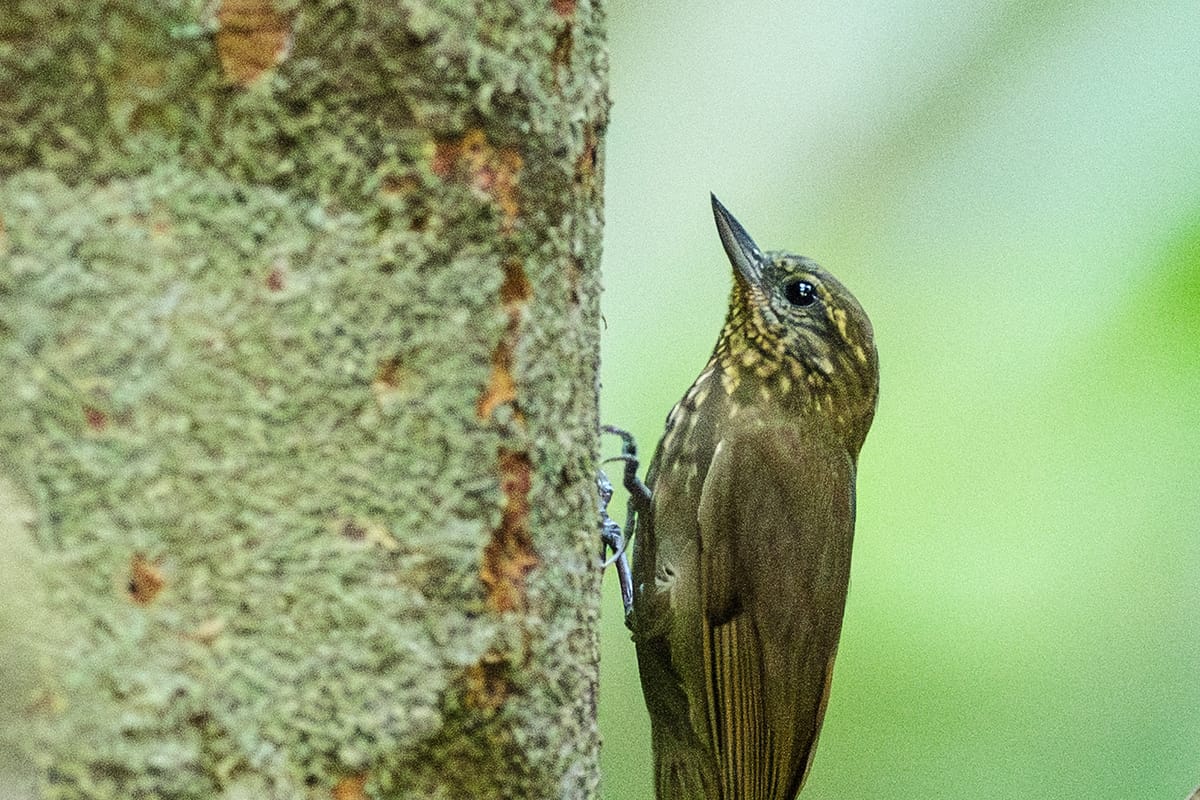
711,193 -> 765,286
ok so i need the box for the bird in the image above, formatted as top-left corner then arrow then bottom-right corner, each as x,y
624,194 -> 879,799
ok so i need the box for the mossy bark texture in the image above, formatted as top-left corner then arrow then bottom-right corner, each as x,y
0,1 -> 608,798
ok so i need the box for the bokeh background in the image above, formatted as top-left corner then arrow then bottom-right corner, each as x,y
596,2 -> 1200,798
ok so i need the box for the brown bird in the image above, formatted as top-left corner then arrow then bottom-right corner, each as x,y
624,195 -> 879,799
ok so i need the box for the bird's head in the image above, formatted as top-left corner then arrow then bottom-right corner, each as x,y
710,194 -> 879,446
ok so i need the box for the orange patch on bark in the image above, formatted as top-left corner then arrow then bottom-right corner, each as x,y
84,405 -> 109,431
477,259 -> 531,421
480,450 -> 537,613
499,257 -> 531,306
463,652 -> 510,711
431,129 -> 523,232
331,774 -> 368,800
551,25 -> 573,88
552,0 -> 577,16
127,553 -> 165,605
215,0 -> 294,86
476,364 -> 517,421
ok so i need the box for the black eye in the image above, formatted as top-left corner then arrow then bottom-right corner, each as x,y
783,280 -> 817,307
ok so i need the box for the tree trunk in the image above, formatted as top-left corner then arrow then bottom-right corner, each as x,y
0,2 -> 608,798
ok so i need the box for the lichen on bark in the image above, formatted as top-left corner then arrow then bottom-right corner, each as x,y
0,1 -> 608,798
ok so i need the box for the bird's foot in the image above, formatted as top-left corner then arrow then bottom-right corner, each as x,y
601,425 -> 652,506
597,469 -> 633,618
598,425 -> 654,625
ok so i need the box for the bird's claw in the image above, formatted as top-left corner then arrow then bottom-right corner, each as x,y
597,469 -> 634,617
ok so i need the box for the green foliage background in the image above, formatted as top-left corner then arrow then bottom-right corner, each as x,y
596,2 -> 1200,798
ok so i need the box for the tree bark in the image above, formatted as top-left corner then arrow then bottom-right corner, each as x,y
0,1 -> 608,798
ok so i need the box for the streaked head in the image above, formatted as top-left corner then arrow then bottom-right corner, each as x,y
710,194 -> 878,441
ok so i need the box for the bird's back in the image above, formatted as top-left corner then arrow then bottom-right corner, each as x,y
631,371 -> 857,800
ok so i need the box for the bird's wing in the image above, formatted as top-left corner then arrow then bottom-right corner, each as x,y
695,419 -> 856,799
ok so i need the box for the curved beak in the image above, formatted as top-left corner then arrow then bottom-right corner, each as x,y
711,193 -> 765,286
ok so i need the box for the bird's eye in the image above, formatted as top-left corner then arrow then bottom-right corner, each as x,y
783,280 -> 817,307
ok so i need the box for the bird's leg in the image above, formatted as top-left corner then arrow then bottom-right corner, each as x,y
598,425 -> 652,623
597,470 -> 633,618
601,425 -> 652,507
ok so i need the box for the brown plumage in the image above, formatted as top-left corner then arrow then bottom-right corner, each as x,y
628,196 -> 879,799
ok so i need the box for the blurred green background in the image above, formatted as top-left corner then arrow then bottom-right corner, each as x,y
595,2 -> 1200,799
